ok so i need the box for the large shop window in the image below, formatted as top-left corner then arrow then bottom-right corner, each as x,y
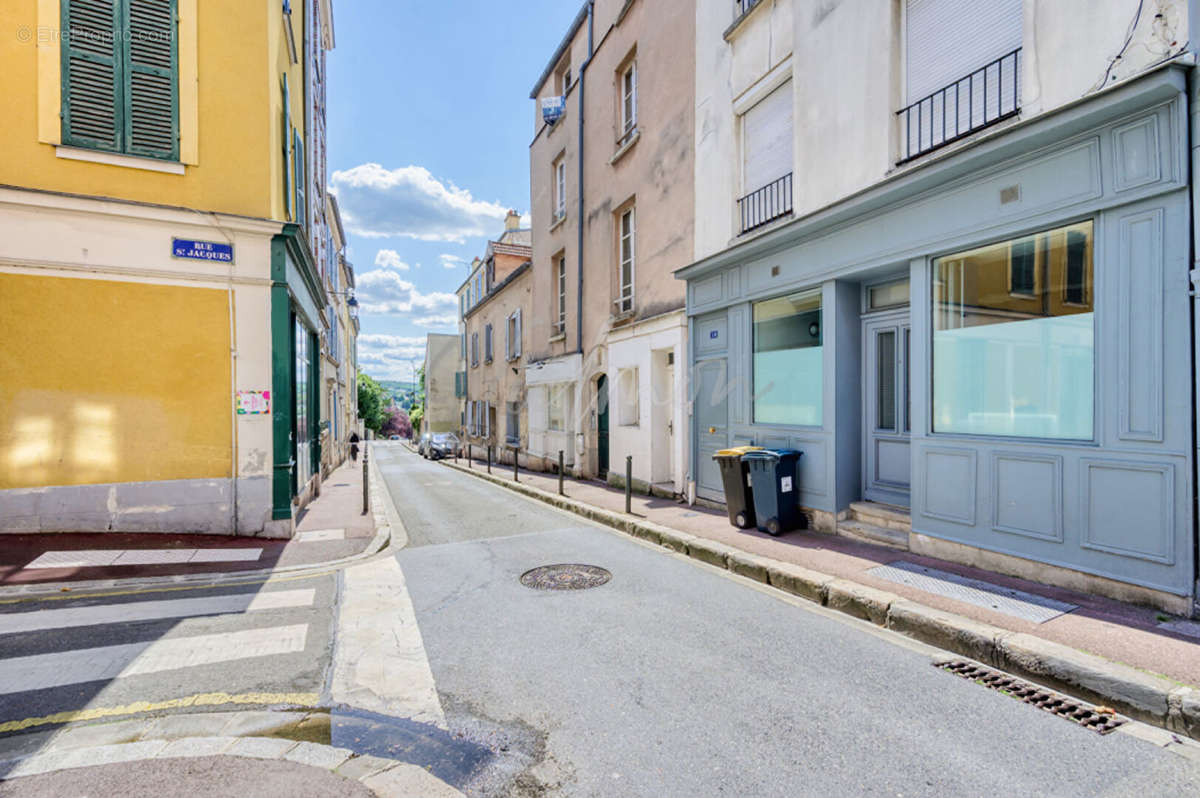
932,220 -> 1094,440
753,291 -> 822,426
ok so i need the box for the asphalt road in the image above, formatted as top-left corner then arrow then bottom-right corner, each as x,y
376,443 -> 1200,797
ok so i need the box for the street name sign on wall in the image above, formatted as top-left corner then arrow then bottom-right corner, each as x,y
173,238 -> 234,263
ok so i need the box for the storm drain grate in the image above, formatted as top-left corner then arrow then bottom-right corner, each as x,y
520,564 -> 612,591
935,660 -> 1127,734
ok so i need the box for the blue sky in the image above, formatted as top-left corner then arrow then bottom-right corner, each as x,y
327,0 -> 582,381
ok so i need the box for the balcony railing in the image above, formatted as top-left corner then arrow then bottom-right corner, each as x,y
735,0 -> 763,17
737,172 -> 793,235
897,48 -> 1021,163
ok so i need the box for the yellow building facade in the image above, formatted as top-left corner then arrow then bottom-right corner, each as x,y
0,0 -> 331,537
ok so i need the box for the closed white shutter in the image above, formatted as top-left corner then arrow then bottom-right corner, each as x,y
905,0 -> 1022,105
514,310 -> 522,357
742,80 -> 792,195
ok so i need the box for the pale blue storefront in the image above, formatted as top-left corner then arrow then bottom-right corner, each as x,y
679,67 -> 1196,606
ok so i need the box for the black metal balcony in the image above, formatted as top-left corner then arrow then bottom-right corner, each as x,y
735,0 -> 763,17
737,172 -> 792,235
897,48 -> 1021,163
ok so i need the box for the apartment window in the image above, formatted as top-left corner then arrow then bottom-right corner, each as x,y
548,384 -> 568,431
557,59 -> 572,95
554,254 -> 567,335
617,368 -> 639,427
739,80 -> 793,233
753,291 -> 822,426
61,0 -> 180,161
506,402 -> 521,445
293,128 -> 306,230
900,0 -> 1022,161
554,158 -> 567,222
484,323 -> 493,363
932,221 -> 1094,440
617,207 -> 635,314
505,309 -> 522,360
618,60 -> 637,147
471,332 -> 479,367
1008,238 -> 1036,296
460,332 -> 467,359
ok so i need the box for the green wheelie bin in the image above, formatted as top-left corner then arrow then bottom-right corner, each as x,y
712,446 -> 762,529
742,449 -> 804,536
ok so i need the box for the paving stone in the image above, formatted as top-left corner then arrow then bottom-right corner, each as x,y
334,753 -> 398,781
224,736 -> 298,760
726,551 -> 772,583
361,762 -> 465,797
996,632 -> 1173,725
0,731 -> 56,764
764,561 -> 834,603
55,740 -> 168,770
49,719 -> 148,750
885,599 -> 1007,665
156,736 -> 236,758
143,712 -> 236,741
685,538 -> 740,569
282,740 -> 353,771
218,710 -> 308,738
825,579 -> 900,626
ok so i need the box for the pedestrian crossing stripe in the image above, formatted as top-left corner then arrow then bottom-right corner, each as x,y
0,691 -> 321,734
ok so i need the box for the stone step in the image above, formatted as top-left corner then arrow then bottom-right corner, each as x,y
838,519 -> 910,551
848,501 -> 912,532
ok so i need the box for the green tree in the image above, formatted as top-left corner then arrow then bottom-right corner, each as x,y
356,372 -> 386,434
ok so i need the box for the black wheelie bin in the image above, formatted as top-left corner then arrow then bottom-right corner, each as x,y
742,449 -> 804,536
711,446 -> 762,529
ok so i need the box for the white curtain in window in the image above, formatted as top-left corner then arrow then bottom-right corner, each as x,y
742,80 -> 793,195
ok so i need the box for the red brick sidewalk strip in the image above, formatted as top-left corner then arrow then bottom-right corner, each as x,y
439,455 -> 1200,742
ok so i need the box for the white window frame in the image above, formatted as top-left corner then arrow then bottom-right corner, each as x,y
555,255 -> 567,335
554,159 -> 567,222
620,60 -> 637,142
617,206 -> 635,314
505,309 -> 522,360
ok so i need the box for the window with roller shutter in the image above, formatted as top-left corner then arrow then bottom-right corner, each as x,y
61,0 -> 179,161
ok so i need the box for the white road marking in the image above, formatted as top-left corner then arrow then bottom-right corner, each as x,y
0,589 -> 316,635
331,557 -> 446,728
26,548 -> 263,569
0,625 -> 308,694
295,529 -> 345,542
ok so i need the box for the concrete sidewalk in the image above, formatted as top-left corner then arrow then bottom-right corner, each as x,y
440,449 -> 1200,739
0,459 -> 377,587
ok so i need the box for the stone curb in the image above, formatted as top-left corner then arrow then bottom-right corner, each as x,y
0,710 -> 462,797
0,452 -> 395,601
440,457 -> 1200,742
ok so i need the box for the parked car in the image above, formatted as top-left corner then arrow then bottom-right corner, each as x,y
417,432 -> 433,457
427,433 -> 460,460
388,434 -> 400,441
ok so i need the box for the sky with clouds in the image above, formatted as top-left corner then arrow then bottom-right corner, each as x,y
326,1 -> 581,381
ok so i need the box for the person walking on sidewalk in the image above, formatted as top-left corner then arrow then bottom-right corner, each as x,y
350,431 -> 360,462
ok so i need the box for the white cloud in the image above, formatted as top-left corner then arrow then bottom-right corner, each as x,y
357,333 -> 427,380
439,253 -> 467,270
373,249 -> 410,271
355,269 -> 457,317
413,314 -> 458,329
330,163 -> 513,243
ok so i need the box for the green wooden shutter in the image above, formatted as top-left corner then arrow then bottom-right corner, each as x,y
282,74 -> 293,221
61,0 -> 121,152
124,0 -> 178,160
293,128 -> 306,229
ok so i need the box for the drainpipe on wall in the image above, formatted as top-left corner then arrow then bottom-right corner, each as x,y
576,1 -> 594,358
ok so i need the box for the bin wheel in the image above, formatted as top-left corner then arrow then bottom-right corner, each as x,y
734,511 -> 748,529
766,518 -> 782,536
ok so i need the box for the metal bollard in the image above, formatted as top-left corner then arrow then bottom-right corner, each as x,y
487,445 -> 492,474
361,445 -> 369,515
513,447 -> 519,482
625,455 -> 632,514
468,443 -> 472,468
558,450 -> 564,495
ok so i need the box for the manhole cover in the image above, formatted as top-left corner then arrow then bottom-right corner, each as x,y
520,564 -> 612,591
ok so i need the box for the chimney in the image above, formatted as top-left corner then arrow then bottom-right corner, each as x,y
505,209 -> 521,231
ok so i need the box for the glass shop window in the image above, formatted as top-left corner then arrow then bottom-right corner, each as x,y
753,291 -> 822,426
932,220 -> 1094,440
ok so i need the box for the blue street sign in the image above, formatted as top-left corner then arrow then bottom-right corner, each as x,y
710,330 -> 719,339
173,238 -> 234,263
